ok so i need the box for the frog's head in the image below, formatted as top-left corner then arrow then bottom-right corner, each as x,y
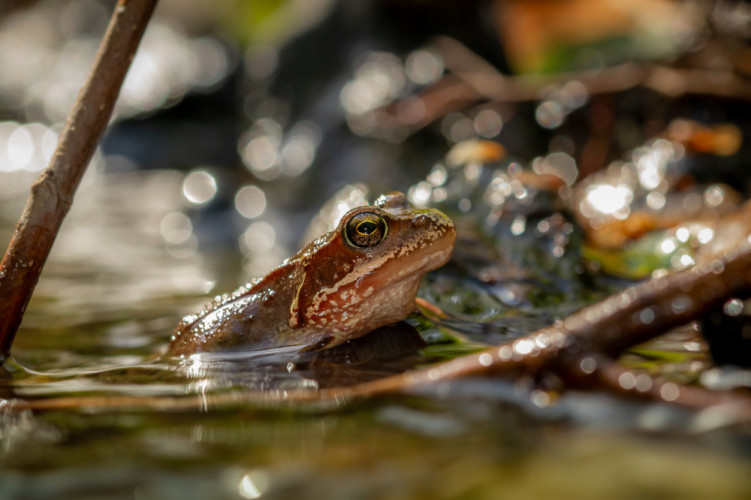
289,192 -> 455,345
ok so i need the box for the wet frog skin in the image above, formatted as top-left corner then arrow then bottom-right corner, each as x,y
167,192 -> 456,357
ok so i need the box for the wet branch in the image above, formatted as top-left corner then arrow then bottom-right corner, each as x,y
0,0 -> 158,361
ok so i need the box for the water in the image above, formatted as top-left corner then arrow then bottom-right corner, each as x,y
2,0 -> 751,495
0,169 -> 749,499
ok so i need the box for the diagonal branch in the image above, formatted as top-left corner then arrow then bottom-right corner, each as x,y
0,0 -> 159,361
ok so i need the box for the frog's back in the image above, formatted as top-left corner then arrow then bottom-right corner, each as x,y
166,265 -> 302,357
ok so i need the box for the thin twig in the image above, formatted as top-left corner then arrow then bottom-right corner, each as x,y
0,0 -> 158,360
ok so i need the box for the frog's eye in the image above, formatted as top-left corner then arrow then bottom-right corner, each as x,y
344,212 -> 388,248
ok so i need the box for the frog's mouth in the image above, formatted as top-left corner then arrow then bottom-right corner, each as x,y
386,245 -> 453,284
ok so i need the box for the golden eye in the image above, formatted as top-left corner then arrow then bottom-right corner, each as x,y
344,212 -> 387,248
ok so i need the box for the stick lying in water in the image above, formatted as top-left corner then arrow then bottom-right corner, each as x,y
21,238 -> 751,414
0,0 -> 158,362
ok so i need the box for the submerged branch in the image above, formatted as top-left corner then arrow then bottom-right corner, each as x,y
0,0 -> 158,361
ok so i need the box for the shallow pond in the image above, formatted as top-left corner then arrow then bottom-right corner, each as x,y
1,168 -> 750,500
2,0 -> 751,497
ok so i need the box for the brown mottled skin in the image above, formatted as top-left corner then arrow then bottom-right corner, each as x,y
167,192 -> 456,357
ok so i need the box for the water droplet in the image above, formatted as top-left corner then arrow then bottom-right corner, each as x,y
671,296 -> 692,315
426,164 -> 447,186
530,390 -> 551,407
535,100 -> 564,129
639,308 -> 655,325
240,222 -> 276,254
235,185 -> 267,219
646,191 -> 666,210
457,198 -> 471,212
675,253 -> 695,268
8,125 -> 33,170
478,353 -> 493,366
510,216 -> 526,235
498,345 -> 513,361
635,374 -> 653,393
534,152 -> 578,185
619,372 -> 636,390
581,183 -> 633,218
697,227 -> 714,245
160,212 -> 193,245
660,382 -> 680,402
514,338 -> 534,356
710,259 -> 725,274
238,469 -> 271,499
660,238 -> 677,254
723,298 -> 744,317
446,115 -> 475,143
182,170 -> 217,205
560,80 -> 588,109
534,334 -> 550,349
533,214 -> 553,235
405,49 -> 444,85
463,162 -> 482,182
704,185 -> 725,207
432,187 -> 447,202
579,356 -> 597,374
407,181 -> 432,207
473,109 -> 503,138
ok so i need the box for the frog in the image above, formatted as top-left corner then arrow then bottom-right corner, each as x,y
166,192 -> 456,357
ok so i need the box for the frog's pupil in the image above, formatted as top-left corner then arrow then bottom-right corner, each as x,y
357,221 -> 377,235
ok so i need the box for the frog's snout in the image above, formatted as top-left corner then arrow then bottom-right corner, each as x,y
413,209 -> 454,231
412,209 -> 456,251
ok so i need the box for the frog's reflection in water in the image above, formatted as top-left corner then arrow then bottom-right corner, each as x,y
182,321 -> 426,393
5,322 -> 427,403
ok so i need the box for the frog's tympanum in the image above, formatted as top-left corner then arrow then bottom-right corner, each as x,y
167,192 -> 456,357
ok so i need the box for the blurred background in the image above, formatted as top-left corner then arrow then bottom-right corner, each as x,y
1,1 -> 751,498
1,0 -> 747,274
1,0 -> 749,275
